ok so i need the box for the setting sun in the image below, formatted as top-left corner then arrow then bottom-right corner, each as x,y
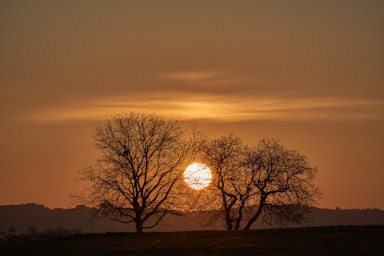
184,163 -> 212,190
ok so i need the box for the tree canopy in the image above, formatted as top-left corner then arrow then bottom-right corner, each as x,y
77,113 -> 321,231
78,113 -> 198,232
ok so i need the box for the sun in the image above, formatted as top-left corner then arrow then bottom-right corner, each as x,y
184,163 -> 212,190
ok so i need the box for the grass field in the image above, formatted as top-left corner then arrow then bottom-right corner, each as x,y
1,225 -> 383,255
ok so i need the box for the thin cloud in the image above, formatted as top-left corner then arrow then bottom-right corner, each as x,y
164,71 -> 225,81
15,94 -> 384,123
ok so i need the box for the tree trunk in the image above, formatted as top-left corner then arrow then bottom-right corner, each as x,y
243,203 -> 263,230
225,209 -> 233,230
135,221 -> 143,232
234,210 -> 242,230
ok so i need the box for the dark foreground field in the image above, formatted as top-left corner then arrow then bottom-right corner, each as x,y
1,225 -> 383,256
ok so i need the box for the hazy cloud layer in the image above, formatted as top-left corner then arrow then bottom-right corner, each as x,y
2,1 -> 383,124
16,93 -> 384,123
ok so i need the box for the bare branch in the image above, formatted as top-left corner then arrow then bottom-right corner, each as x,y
76,113 -> 199,232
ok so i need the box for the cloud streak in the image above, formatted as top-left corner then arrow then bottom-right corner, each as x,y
164,71 -> 225,81
16,93 -> 384,123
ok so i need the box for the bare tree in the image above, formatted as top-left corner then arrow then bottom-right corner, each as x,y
243,138 -> 321,230
201,136 -> 321,231
78,113 -> 198,232
201,134 -> 255,230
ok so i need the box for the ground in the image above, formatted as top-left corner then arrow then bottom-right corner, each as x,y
1,225 -> 383,255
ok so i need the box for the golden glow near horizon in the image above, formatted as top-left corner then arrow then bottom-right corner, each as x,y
184,163 -> 212,190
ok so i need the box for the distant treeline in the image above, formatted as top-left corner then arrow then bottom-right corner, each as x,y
0,203 -> 383,235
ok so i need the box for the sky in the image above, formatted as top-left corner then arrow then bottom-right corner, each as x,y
1,0 -> 383,210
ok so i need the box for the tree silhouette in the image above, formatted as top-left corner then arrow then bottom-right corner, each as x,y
201,134 -> 255,230
243,138 -> 321,230
201,136 -> 321,230
78,113 -> 198,232
77,113 -> 320,232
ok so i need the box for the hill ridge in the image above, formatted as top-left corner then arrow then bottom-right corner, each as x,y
1,203 -> 383,234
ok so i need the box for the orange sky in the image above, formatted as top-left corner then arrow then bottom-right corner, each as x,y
1,0 -> 383,209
